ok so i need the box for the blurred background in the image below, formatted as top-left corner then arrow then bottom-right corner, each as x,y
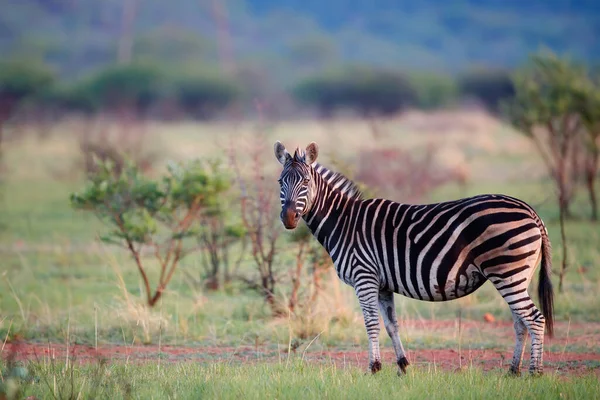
1,0 -> 598,120
1,0 -> 600,377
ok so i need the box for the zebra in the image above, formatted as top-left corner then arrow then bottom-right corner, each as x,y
274,140 -> 554,376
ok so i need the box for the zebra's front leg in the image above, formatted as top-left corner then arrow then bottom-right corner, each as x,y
378,290 -> 410,375
355,284 -> 382,374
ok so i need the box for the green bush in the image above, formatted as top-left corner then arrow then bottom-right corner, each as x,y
293,72 -> 350,117
292,66 -> 417,117
75,63 -> 167,114
0,59 -> 55,117
33,64 -> 241,119
70,157 -> 235,306
410,72 -> 458,110
172,72 -> 240,120
34,82 -> 98,115
458,68 -> 515,112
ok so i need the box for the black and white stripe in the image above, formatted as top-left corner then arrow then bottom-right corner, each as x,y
274,141 -> 554,376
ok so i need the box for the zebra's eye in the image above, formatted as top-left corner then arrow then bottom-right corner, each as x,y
303,178 -> 310,185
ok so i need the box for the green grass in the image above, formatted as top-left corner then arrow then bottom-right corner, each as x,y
2,360 -> 599,400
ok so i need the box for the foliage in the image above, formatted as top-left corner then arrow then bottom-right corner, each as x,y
0,59 -> 55,107
410,72 -> 459,110
458,68 -> 515,112
70,157 -> 228,306
504,50 -> 589,292
577,76 -> 600,221
505,51 -> 587,216
194,159 -> 247,290
34,81 -> 98,115
292,66 -> 417,117
172,71 -> 241,120
74,63 -> 167,114
27,64 -> 241,119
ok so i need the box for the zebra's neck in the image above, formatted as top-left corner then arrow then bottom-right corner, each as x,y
303,164 -> 361,251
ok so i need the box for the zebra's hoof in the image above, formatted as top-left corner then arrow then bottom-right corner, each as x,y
528,369 -> 543,377
508,366 -> 521,377
397,357 -> 410,375
370,360 -> 382,374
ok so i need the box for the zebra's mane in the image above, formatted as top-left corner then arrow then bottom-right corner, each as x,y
312,162 -> 364,201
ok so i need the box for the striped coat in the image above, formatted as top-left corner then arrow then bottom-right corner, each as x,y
274,141 -> 554,376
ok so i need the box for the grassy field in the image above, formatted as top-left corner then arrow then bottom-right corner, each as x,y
1,111 -> 600,398
3,361 -> 600,400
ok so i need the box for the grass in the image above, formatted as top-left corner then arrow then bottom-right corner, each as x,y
1,113 -> 599,397
2,359 -> 599,400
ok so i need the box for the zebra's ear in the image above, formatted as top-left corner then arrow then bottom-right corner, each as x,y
305,142 -> 319,165
274,141 -> 290,165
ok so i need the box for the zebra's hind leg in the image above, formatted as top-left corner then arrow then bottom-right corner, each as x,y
355,283 -> 382,374
494,280 -> 546,375
508,313 -> 528,376
378,290 -> 410,375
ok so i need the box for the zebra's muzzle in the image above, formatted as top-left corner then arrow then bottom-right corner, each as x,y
281,204 -> 301,229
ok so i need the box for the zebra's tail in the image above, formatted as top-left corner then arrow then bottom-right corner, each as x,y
537,220 -> 554,338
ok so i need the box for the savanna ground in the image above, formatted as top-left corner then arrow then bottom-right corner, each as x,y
1,111 -> 600,399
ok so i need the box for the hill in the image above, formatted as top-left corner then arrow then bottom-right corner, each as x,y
1,0 -> 598,80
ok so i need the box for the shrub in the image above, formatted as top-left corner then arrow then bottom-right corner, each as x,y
194,159 -> 246,290
172,72 -> 240,120
458,68 -> 515,112
34,82 -> 98,116
292,66 -> 417,117
75,63 -> 167,114
70,158 -> 230,306
504,50 -> 589,292
410,72 -> 458,110
0,60 -> 55,107
578,76 -> 600,221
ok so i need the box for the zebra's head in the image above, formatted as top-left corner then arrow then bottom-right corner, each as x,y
274,140 -> 319,230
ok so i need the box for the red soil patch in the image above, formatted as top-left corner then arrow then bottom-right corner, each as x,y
3,321 -> 599,376
3,342 -> 599,377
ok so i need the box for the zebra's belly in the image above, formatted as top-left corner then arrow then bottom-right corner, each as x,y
387,264 -> 487,302
431,269 -> 487,301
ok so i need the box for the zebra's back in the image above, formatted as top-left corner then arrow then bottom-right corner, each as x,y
344,193 -> 544,302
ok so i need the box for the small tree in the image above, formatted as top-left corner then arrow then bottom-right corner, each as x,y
579,81 -> 600,221
77,63 -> 167,115
410,72 -> 458,110
228,135 -> 283,313
505,51 -> 588,292
459,68 -> 515,112
195,159 -> 246,290
70,158 -> 226,306
173,72 -> 240,120
505,52 -> 587,220
292,73 -> 348,118
292,66 -> 417,118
